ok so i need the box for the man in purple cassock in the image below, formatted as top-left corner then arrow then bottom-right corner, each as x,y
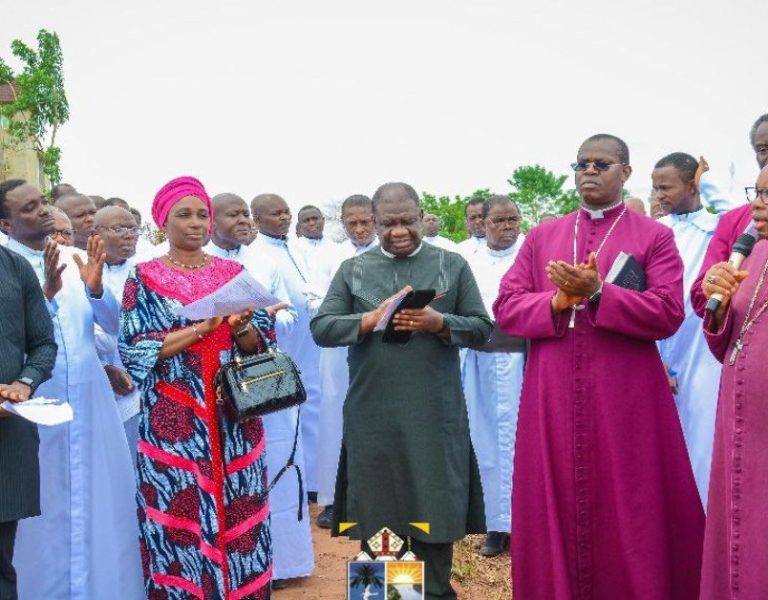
698,165 -> 768,598
691,113 -> 768,317
493,134 -> 704,599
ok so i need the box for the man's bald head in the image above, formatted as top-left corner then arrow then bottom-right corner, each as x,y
51,183 -> 77,201
212,193 -> 247,211
94,205 -> 135,227
210,193 -> 252,249
54,193 -> 97,249
251,193 -> 286,216
251,194 -> 291,237
94,205 -> 139,264
422,213 -> 441,237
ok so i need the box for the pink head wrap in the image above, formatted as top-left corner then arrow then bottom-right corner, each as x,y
151,176 -> 213,233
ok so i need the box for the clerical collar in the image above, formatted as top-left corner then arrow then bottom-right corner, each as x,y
259,231 -> 288,242
580,199 -> 624,220
207,240 -> 242,258
106,259 -> 130,270
380,243 -> 423,259
669,206 -> 706,220
487,240 -> 520,258
350,237 -> 378,255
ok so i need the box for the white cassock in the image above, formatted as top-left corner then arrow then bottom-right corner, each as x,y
456,235 -> 487,261
295,235 -> 340,282
462,236 -> 525,532
94,257 -> 142,466
0,230 -> 7,245
308,237 -> 378,506
423,234 -> 459,252
252,234 -> 323,498
7,239 -> 143,600
206,240 -> 315,580
658,208 -> 722,506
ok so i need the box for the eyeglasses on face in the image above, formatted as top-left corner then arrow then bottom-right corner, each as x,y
96,225 -> 140,236
745,187 -> 768,203
53,229 -> 73,238
571,160 -> 625,172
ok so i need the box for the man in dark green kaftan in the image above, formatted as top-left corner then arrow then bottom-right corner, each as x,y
310,182 -> 492,599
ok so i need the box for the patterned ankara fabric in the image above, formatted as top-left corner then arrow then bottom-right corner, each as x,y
119,257 -> 273,600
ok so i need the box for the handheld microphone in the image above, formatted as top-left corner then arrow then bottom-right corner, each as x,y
705,233 -> 757,314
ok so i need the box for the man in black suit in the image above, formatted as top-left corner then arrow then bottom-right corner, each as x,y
0,191 -> 57,599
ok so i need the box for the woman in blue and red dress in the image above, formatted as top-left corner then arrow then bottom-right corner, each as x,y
119,176 -> 273,599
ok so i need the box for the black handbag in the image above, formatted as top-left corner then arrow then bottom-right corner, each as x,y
214,326 -> 307,520
215,327 -> 306,421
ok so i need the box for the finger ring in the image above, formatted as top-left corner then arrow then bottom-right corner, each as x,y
706,275 -> 716,284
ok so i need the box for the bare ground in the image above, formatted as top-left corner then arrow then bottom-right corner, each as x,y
273,505 -> 511,599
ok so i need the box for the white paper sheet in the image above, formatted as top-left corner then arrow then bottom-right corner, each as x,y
373,288 -> 411,332
177,270 -> 281,320
1,397 -> 74,426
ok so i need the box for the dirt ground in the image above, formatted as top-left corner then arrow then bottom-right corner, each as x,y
274,505 -> 511,599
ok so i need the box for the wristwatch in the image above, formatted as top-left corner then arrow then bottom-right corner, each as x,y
15,377 -> 34,391
588,281 -> 604,304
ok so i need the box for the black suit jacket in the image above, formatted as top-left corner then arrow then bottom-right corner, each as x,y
0,244 -> 57,522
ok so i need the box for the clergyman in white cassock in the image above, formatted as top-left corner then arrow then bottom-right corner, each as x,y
422,212 -> 459,253
91,206 -> 148,466
461,196 -> 525,556
303,196 -> 378,528
208,191 -> 314,581
653,153 -> 725,506
457,198 -> 488,261
250,194 -> 320,579
95,256 -> 142,462
6,233 -> 143,599
313,237 -> 378,508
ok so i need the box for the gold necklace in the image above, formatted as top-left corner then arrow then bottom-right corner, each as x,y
165,252 -> 210,270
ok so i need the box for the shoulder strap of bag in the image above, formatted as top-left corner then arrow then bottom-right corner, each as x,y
224,326 -> 305,521
263,407 -> 304,521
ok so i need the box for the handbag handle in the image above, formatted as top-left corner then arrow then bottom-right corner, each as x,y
233,323 -> 275,360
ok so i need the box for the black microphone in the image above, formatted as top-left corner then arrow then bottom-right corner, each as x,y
705,233 -> 757,314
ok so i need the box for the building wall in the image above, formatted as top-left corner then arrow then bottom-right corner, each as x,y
0,114 -> 44,188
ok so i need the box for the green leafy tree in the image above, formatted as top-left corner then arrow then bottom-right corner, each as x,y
0,29 -> 69,186
421,189 -> 494,242
507,165 -> 580,230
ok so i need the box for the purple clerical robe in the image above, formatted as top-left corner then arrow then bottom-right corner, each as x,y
493,204 -> 704,600
701,239 -> 768,599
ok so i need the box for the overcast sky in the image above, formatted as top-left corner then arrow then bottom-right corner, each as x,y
2,0 -> 767,218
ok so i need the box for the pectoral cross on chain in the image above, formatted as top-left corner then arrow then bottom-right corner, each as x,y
728,338 -> 744,366
568,304 -> 585,329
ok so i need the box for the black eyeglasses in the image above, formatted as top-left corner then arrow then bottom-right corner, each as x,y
53,228 -> 73,238
95,225 -> 140,236
571,160 -> 626,172
745,187 -> 768,203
